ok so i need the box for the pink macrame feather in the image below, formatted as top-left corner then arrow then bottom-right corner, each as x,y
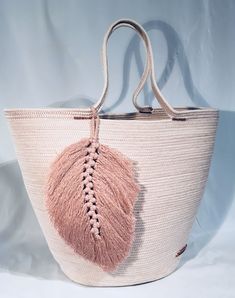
46,136 -> 139,272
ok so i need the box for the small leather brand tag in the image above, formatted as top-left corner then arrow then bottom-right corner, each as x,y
176,244 -> 187,257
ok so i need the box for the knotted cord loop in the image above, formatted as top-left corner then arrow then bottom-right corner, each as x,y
90,107 -> 100,142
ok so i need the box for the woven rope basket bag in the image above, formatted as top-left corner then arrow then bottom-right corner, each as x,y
5,19 -> 218,286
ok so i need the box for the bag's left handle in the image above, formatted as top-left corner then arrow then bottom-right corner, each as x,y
93,19 -> 152,113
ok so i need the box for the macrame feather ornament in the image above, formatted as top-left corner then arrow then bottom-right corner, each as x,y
45,109 -> 140,272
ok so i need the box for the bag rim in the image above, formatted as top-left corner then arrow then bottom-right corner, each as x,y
4,106 -> 219,121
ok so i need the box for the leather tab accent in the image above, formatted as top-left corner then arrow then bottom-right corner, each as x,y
176,244 -> 187,257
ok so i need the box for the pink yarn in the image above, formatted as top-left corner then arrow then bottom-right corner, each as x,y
45,111 -> 140,271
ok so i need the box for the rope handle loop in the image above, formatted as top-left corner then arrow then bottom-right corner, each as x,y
94,19 -> 189,119
77,19 -> 207,119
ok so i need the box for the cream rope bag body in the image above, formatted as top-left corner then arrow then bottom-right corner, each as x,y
4,19 -> 219,286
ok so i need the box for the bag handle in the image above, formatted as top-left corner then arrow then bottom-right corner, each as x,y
94,19 -> 152,114
94,19 -> 198,119
81,19 -> 210,119
76,19 -> 151,117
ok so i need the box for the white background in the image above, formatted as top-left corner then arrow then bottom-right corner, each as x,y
0,0 -> 235,297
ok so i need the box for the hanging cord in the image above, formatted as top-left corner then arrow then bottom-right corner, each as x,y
90,107 -> 100,142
